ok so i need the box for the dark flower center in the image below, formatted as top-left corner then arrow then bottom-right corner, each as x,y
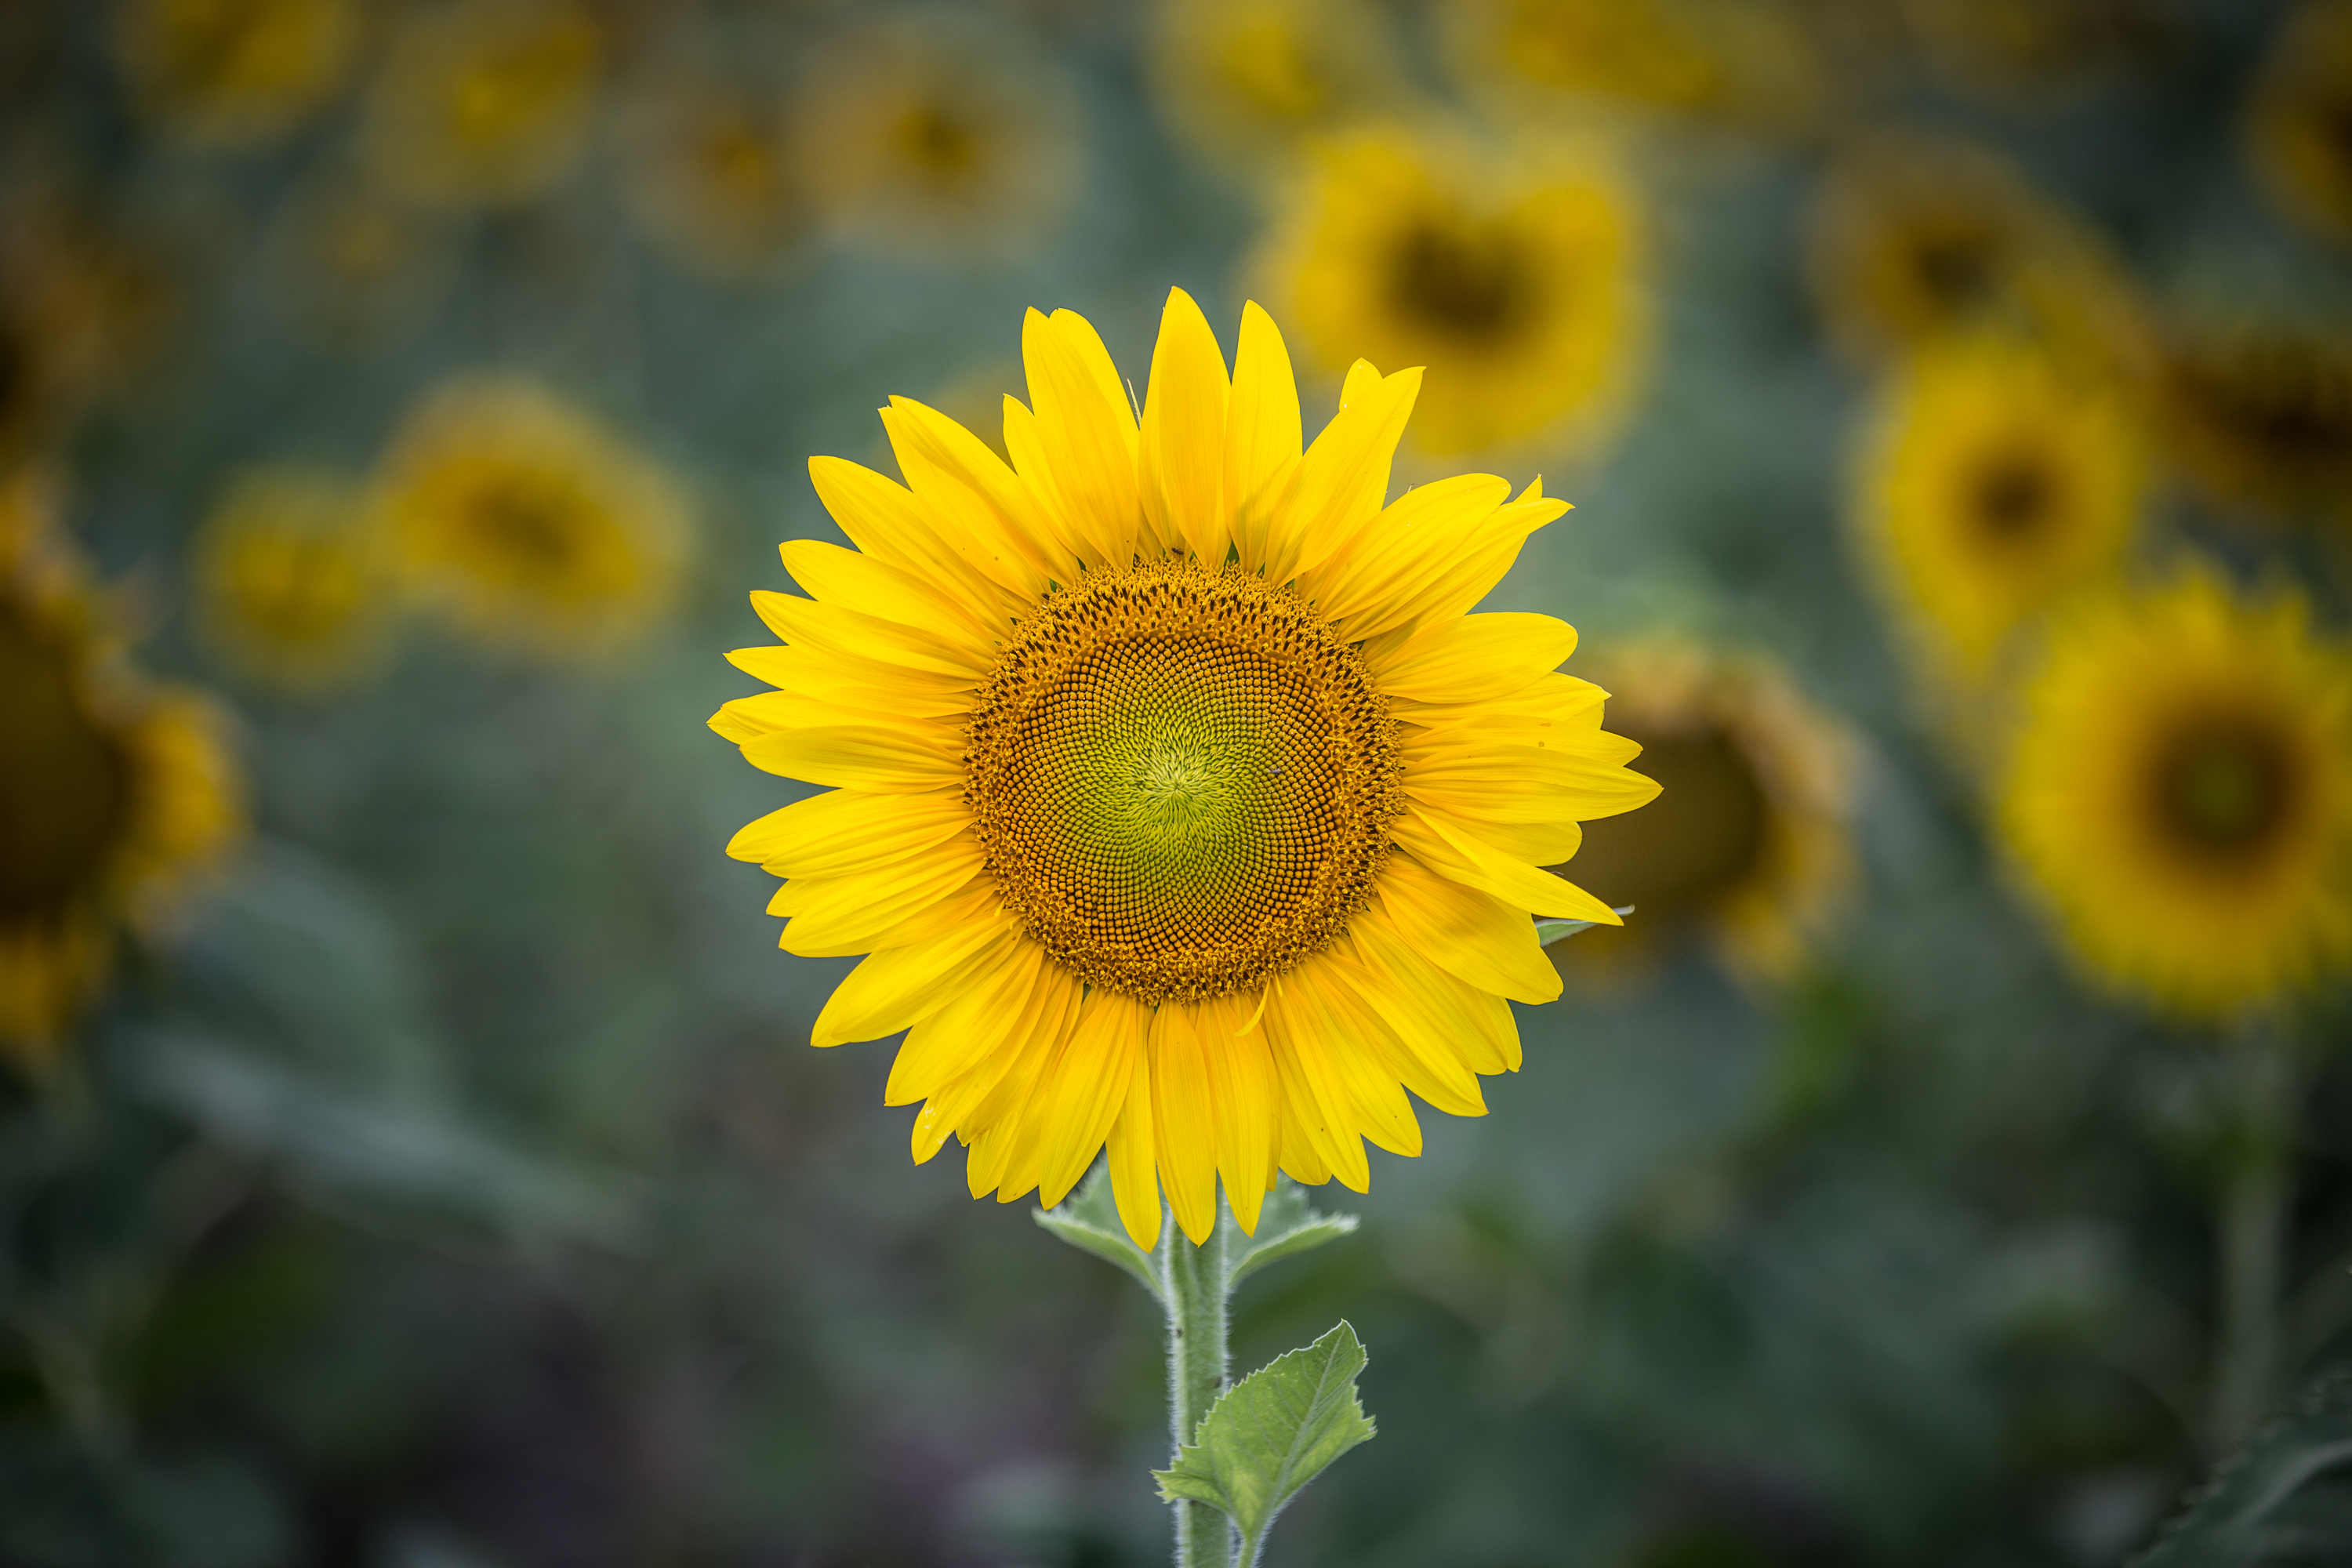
0,608 -> 132,921
1388,219 -> 1528,341
1557,724 -> 1769,927
2151,716 -> 2296,862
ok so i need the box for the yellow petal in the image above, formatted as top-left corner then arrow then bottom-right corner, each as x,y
1149,1003 -> 1221,1246
1266,980 -> 1373,1190
1196,991 -> 1276,1234
725,644 -> 978,717
1266,362 -> 1422,583
1406,739 -> 1659,824
1319,940 -> 1487,1117
1303,473 -> 1509,627
1279,964 -> 1421,1158
1376,612 -> 1579,703
779,538 -> 1000,652
1140,288 -> 1232,567
776,837 -> 985,956
1393,808 -> 1620,924
1350,910 -> 1522,1073
884,397 -> 1073,590
1028,988 -> 1149,1208
786,874 -> 999,959
913,959 -> 1080,1163
739,724 -> 961,793
1106,1046 -> 1164,1250
885,938 -> 1046,1105
751,590 -> 989,681
1022,307 -> 1143,568
811,909 -> 1014,1047
727,788 -> 969,876
808,455 -> 1026,623
1374,856 -> 1563,1004
1225,301 -> 1303,575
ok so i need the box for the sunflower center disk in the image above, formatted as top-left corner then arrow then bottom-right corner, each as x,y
966,559 -> 1401,1004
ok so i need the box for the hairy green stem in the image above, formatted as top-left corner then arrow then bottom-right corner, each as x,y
1160,1201 -> 1234,1568
2212,1024 -> 2293,1449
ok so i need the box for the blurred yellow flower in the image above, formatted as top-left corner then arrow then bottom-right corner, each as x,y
0,203 -> 178,465
1998,569 -> 2352,1020
1148,0 -> 1406,178
2246,0 -> 2352,251
1808,133 -> 2141,370
1855,335 -> 2146,708
713,289 -> 1656,1248
790,21 -> 1080,257
361,0 -> 601,212
614,67 -> 802,278
2152,317 -> 2352,528
194,466 -> 391,692
1256,123 -> 1650,460
379,376 -> 692,660
117,0 -> 359,150
0,475 -> 243,1065
1554,642 -> 1858,988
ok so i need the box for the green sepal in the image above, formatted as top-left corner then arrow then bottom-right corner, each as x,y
1033,1165 -> 1163,1303
1226,1175 -> 1357,1292
1537,905 -> 1634,946
1153,1320 -> 1376,1566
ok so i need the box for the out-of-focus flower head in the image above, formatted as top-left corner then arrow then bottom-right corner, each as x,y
1897,0 -> 2160,109
2246,0 -> 2352,252
1998,567 -> 2352,1022
1853,334 -> 2146,737
1552,641 -> 1859,989
0,194 -> 179,466
117,0 -> 361,151
789,17 -> 1080,259
1147,0 -> 1408,181
194,466 -> 392,694
2150,314 -> 2352,530
0,473 -> 244,1065
360,0 -> 601,212
1807,132 -> 2143,372
377,374 -> 692,662
613,63 -> 803,279
1254,122 -> 1650,461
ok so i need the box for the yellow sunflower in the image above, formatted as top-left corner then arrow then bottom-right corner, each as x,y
117,0 -> 359,151
194,466 -> 391,693
2151,316 -> 2352,528
1552,642 -> 1857,988
713,290 -> 1657,1248
1853,334 -> 2147,713
613,66 -> 802,279
360,0 -> 600,212
2247,0 -> 2352,252
1998,568 -> 2352,1020
1255,122 -> 1650,461
0,474 -> 243,1065
789,21 -> 1080,258
378,376 -> 692,661
1147,0 -> 1407,180
1807,132 -> 2142,371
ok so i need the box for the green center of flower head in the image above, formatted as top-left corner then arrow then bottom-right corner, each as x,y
2154,715 -> 2296,859
965,557 -> 1401,1004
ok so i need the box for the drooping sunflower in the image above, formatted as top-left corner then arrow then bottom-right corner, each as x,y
360,0 -> 601,212
1853,334 -> 2147,714
0,474 -> 243,1065
713,291 -> 1657,1247
2151,316 -> 2352,528
613,64 -> 802,279
1255,122 -> 1650,462
2246,0 -> 2352,252
1147,0 -> 1408,181
377,376 -> 692,661
1550,642 -> 1857,989
194,465 -> 391,693
1998,568 -> 2352,1020
789,20 -> 1080,259
117,0 -> 359,151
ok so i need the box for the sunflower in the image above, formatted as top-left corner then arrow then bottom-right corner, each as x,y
789,20 -> 1080,258
1552,642 -> 1857,988
2246,0 -> 2352,252
1255,122 -> 1650,461
2151,316 -> 2352,528
194,466 -> 390,693
117,0 -> 359,151
360,0 -> 600,212
1807,132 -> 2141,371
1899,0 -> 2149,107
1998,568 -> 2352,1020
712,290 -> 1657,1247
1853,334 -> 2146,715
1147,0 -> 1407,180
0,474 -> 243,1065
378,376 -> 691,661
613,65 -> 801,278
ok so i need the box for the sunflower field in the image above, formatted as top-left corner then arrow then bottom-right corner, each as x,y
6,2 -> 2352,1565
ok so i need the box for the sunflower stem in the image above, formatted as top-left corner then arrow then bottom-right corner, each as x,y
2211,1019 -> 2295,1450
1159,1198 -> 1236,1568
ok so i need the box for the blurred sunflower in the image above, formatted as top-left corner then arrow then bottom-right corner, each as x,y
360,0 -> 600,212
1998,569 -> 2352,1020
1148,0 -> 1406,180
378,376 -> 691,660
1553,643 -> 1857,988
2246,0 -> 2352,252
713,289 -> 1657,1247
0,205 -> 177,465
1854,335 -> 2146,708
0,475 -> 242,1064
2153,317 -> 2352,528
1256,123 -> 1650,460
1899,0 -> 2151,107
1807,132 -> 2140,370
790,20 -> 1079,258
613,67 -> 801,278
194,466 -> 391,693
117,0 -> 359,151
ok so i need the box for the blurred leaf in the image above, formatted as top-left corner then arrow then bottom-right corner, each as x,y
1226,1177 -> 1356,1293
1033,1165 -> 1161,1302
2133,1370 -> 2352,1568
1152,1320 -> 1376,1566
1538,907 -> 1633,946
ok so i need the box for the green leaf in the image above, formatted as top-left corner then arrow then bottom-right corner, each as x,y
1033,1164 -> 1162,1302
1226,1175 -> 1357,1292
1537,906 -> 1634,947
2132,1370 -> 2352,1567
1153,1320 -> 1376,1565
